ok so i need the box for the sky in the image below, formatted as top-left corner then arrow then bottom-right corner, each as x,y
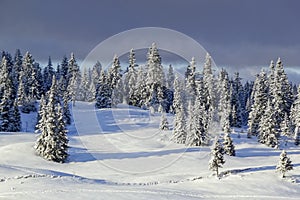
0,0 -> 299,77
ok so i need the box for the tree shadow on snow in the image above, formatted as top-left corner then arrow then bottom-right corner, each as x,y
68,147 -> 200,163
236,147 -> 300,158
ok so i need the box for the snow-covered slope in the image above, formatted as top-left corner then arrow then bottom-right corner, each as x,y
0,101 -> 300,199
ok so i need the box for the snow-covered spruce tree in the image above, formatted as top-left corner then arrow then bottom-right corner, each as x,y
258,100 -> 279,148
159,113 -> 169,130
269,58 -> 293,130
9,99 -> 21,132
172,104 -> 187,144
230,72 -> 244,127
62,91 -> 71,125
186,80 -> 209,146
290,85 -> 300,134
77,67 -> 90,101
111,78 -> 124,107
145,43 -> 166,111
18,52 -> 40,112
35,77 -> 68,163
185,57 -> 197,104
95,70 -> 112,109
203,53 -> 217,124
223,133 -> 235,156
276,150 -> 293,178
43,56 -> 55,93
67,53 -> 81,106
280,113 -> 291,143
87,80 -> 96,102
135,66 -> 148,107
172,75 -> 185,113
0,54 -> 16,99
58,56 -> 69,94
0,57 -> 17,131
36,95 -> 46,131
31,62 -> 43,99
167,64 -> 175,91
91,61 -> 102,86
243,81 -> 254,125
247,70 -> 268,137
172,75 -> 187,144
217,69 -> 231,130
108,55 -> 122,90
124,48 -> 138,105
55,104 -> 69,161
13,49 -> 23,82
209,137 -> 225,177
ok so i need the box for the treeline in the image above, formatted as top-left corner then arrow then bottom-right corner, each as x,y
1,43 -> 299,162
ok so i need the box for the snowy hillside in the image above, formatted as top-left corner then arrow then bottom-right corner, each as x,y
1,101 -> 300,199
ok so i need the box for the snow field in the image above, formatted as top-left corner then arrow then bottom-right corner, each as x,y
0,102 -> 300,199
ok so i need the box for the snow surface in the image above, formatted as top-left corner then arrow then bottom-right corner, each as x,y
1,101 -> 300,199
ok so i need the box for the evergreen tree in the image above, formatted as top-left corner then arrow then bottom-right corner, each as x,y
108,55 -> 122,89
280,113 -> 291,139
62,91 -> 71,125
10,99 -> 21,132
31,62 -> 43,99
203,53 -> 217,125
136,66 -> 148,107
145,43 -> 165,110
95,70 -> 112,109
58,56 -> 69,93
0,57 -> 16,131
270,58 -> 293,129
290,85 -> 300,133
223,133 -> 235,156
159,113 -> 169,130
185,57 -> 197,103
77,67 -> 90,101
67,53 -> 81,106
276,150 -> 293,178
172,76 -> 184,113
209,137 -> 225,177
36,95 -> 46,131
230,72 -> 244,127
186,80 -> 209,146
167,64 -> 175,91
43,56 -> 55,93
218,70 -> 231,133
91,61 -> 102,86
111,78 -> 124,107
13,49 -> 23,89
35,77 -> 68,163
243,81 -> 254,125
124,48 -> 137,104
87,80 -> 96,102
172,104 -> 187,144
258,100 -> 279,148
172,76 -> 187,144
55,104 -> 69,161
248,70 -> 268,137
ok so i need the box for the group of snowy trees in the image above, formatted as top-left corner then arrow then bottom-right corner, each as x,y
0,50 -> 77,162
248,58 -> 300,147
171,53 -> 252,147
95,43 -> 173,113
1,44 -> 300,165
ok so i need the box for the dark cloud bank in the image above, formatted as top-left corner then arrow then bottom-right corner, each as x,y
0,0 -> 299,81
